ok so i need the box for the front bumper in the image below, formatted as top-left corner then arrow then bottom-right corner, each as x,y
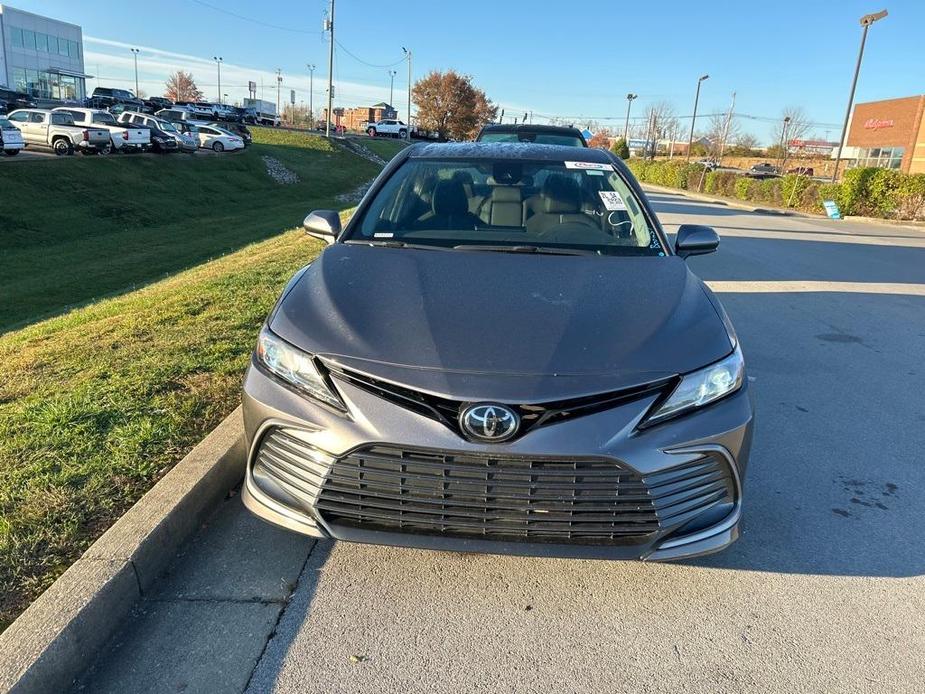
241,362 -> 754,561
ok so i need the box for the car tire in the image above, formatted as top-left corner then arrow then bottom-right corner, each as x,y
4,149 -> 19,156
101,142 -> 114,155
367,127 -> 376,137
399,129 -> 407,139
212,141 -> 225,152
53,138 -> 71,156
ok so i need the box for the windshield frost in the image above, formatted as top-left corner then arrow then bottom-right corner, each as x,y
352,159 -> 663,255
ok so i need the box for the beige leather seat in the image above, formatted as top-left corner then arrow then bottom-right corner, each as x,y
484,186 -> 524,227
525,175 -> 596,235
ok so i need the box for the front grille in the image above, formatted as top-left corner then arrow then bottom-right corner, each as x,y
252,430 -> 736,546
315,445 -> 734,545
327,365 -> 675,441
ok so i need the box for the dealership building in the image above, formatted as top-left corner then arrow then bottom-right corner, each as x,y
0,4 -> 88,101
844,94 -> 925,174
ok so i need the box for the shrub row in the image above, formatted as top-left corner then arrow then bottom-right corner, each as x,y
625,159 -> 925,220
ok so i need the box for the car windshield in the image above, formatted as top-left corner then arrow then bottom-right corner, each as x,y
0,117 -> 13,129
479,132 -> 585,147
92,112 -> 117,125
349,158 -> 663,256
158,120 -> 178,133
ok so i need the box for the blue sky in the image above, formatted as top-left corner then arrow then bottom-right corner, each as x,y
11,0 -> 923,143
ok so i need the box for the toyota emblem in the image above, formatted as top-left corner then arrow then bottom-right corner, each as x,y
460,403 -> 520,442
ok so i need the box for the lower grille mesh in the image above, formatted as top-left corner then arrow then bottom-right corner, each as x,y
253,429 -> 735,545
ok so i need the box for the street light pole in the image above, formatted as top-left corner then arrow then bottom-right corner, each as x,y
307,64 -> 315,126
325,0 -> 335,137
213,56 -> 223,103
130,48 -> 139,96
686,74 -> 709,161
778,115 -> 791,171
276,69 -> 282,125
388,69 -> 397,110
623,93 -> 636,143
402,47 -> 412,133
832,9 -> 888,183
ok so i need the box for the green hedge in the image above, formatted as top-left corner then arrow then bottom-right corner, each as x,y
626,158 -> 925,221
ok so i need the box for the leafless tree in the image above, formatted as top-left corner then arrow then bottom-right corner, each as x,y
771,106 -> 812,169
643,101 -> 679,157
704,112 -> 741,158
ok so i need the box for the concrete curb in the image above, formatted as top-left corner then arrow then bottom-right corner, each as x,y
0,407 -> 246,694
642,183 -> 925,232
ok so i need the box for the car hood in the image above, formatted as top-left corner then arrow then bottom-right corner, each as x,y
270,244 -> 732,402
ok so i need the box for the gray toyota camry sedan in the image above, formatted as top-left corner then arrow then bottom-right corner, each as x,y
241,142 -> 754,561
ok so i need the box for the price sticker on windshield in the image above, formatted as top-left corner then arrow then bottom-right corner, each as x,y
564,161 -> 613,171
598,191 -> 627,211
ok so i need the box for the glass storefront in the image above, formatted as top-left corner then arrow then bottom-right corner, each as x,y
10,67 -> 83,100
854,147 -> 905,170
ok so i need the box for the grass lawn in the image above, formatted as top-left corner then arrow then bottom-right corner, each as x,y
0,126 -> 378,332
360,136 -> 410,162
0,229 -> 330,630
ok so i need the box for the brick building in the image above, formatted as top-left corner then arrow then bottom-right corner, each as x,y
341,102 -> 397,131
844,95 -> 925,173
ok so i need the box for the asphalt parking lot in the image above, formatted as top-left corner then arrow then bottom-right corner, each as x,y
75,192 -> 925,693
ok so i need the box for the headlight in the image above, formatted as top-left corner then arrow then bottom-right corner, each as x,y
644,346 -> 744,426
255,327 -> 345,410
153,136 -> 166,143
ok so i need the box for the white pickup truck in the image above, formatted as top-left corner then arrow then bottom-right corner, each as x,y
53,107 -> 150,153
365,119 -> 410,139
6,109 -> 110,155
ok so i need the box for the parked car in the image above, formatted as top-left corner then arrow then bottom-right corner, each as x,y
171,121 -> 200,153
745,162 -> 780,179
476,123 -> 588,147
241,142 -> 753,562
115,111 -> 180,153
217,121 -> 252,146
175,102 -> 216,119
195,124 -> 245,152
144,96 -> 173,112
0,87 -> 35,115
697,158 -> 719,171
89,87 -> 145,112
366,119 -> 409,139
212,104 -> 241,122
6,108 -> 109,155
156,107 -> 199,125
0,115 -> 26,155
787,165 -> 814,176
53,107 -> 150,154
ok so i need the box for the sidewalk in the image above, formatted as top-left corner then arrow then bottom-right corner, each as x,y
641,182 -> 925,233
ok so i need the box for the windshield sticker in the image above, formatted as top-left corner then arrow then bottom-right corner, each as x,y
586,170 -> 604,176
598,191 -> 627,211
373,232 -> 394,238
564,161 -> 612,171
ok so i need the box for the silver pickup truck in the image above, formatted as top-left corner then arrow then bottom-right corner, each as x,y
6,108 -> 110,155
53,107 -> 150,153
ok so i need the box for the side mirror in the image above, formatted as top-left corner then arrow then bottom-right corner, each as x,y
302,210 -> 341,245
675,224 -> 719,259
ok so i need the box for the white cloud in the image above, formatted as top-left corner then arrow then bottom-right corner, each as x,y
83,35 -> 407,112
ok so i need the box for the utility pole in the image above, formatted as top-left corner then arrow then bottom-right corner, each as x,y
718,91 -> 736,163
623,93 -> 637,142
307,64 -> 315,126
686,74 -> 709,161
130,48 -> 140,96
325,0 -> 335,137
402,47 -> 412,132
276,69 -> 282,125
832,9 -> 888,183
213,56 -> 223,103
388,69 -> 397,109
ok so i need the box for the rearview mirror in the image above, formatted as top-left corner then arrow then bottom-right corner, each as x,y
675,224 -> 719,259
303,210 -> 341,245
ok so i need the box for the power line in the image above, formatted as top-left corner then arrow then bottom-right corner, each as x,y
335,40 -> 405,68
187,0 -> 321,35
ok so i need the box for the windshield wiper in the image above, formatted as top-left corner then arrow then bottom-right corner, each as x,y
452,244 -> 594,256
344,239 -> 443,251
